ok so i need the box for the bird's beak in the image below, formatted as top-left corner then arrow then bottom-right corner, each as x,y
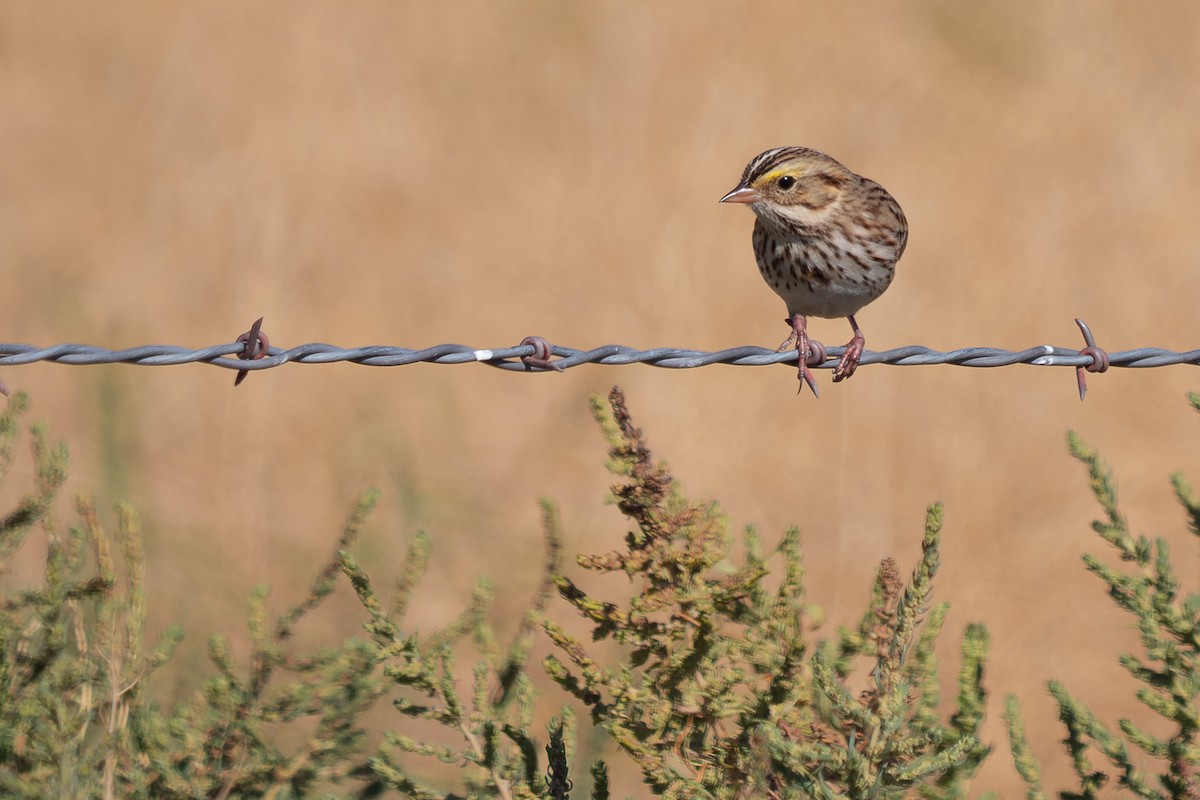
719,185 -> 762,204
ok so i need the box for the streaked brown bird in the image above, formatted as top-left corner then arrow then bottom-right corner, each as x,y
721,147 -> 908,395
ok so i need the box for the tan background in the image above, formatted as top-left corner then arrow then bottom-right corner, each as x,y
2,2 -> 1199,795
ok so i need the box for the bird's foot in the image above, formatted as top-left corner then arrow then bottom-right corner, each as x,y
832,331 -> 865,382
796,343 -> 826,397
788,314 -> 826,397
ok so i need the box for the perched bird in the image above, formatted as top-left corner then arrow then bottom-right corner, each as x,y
720,147 -> 908,395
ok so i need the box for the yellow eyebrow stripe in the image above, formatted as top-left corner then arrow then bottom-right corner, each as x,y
757,166 -> 803,184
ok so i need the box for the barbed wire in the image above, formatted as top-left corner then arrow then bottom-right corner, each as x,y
5,339 -> 1186,370
1,318 -> 1195,399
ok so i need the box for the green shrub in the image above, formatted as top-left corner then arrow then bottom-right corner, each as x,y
541,388 -> 989,800
1004,395 -> 1200,800
3,385 -> 1195,798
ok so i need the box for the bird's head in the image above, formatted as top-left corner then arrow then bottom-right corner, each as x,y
720,147 -> 852,226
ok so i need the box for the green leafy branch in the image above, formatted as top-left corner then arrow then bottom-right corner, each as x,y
543,388 -> 990,800
342,501 -> 590,800
1004,393 -> 1200,800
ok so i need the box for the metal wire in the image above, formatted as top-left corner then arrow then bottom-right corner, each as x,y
0,339 -> 1196,372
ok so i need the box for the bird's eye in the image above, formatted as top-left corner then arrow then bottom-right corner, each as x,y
777,175 -> 797,190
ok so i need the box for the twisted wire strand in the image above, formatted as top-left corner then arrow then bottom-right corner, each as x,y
0,340 -> 1196,373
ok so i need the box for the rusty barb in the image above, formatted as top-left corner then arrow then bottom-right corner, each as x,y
0,317 -> 1189,401
1073,318 -> 1109,401
518,336 -> 563,372
233,317 -> 271,387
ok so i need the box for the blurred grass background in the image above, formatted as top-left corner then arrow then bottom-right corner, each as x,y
2,2 -> 1199,794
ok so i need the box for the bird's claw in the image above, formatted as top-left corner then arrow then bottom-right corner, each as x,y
796,339 -> 827,397
787,313 -> 827,397
797,362 -> 818,397
832,333 -> 865,382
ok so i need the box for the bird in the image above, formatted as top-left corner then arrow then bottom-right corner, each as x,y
720,147 -> 908,396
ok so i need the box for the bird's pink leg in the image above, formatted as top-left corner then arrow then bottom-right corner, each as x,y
833,315 -> 866,382
790,313 -> 820,397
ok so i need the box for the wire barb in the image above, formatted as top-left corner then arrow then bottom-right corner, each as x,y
233,317 -> 271,387
518,336 -> 563,372
1073,318 -> 1110,401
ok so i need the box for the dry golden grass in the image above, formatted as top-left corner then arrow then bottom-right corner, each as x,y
2,2 -> 1199,794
